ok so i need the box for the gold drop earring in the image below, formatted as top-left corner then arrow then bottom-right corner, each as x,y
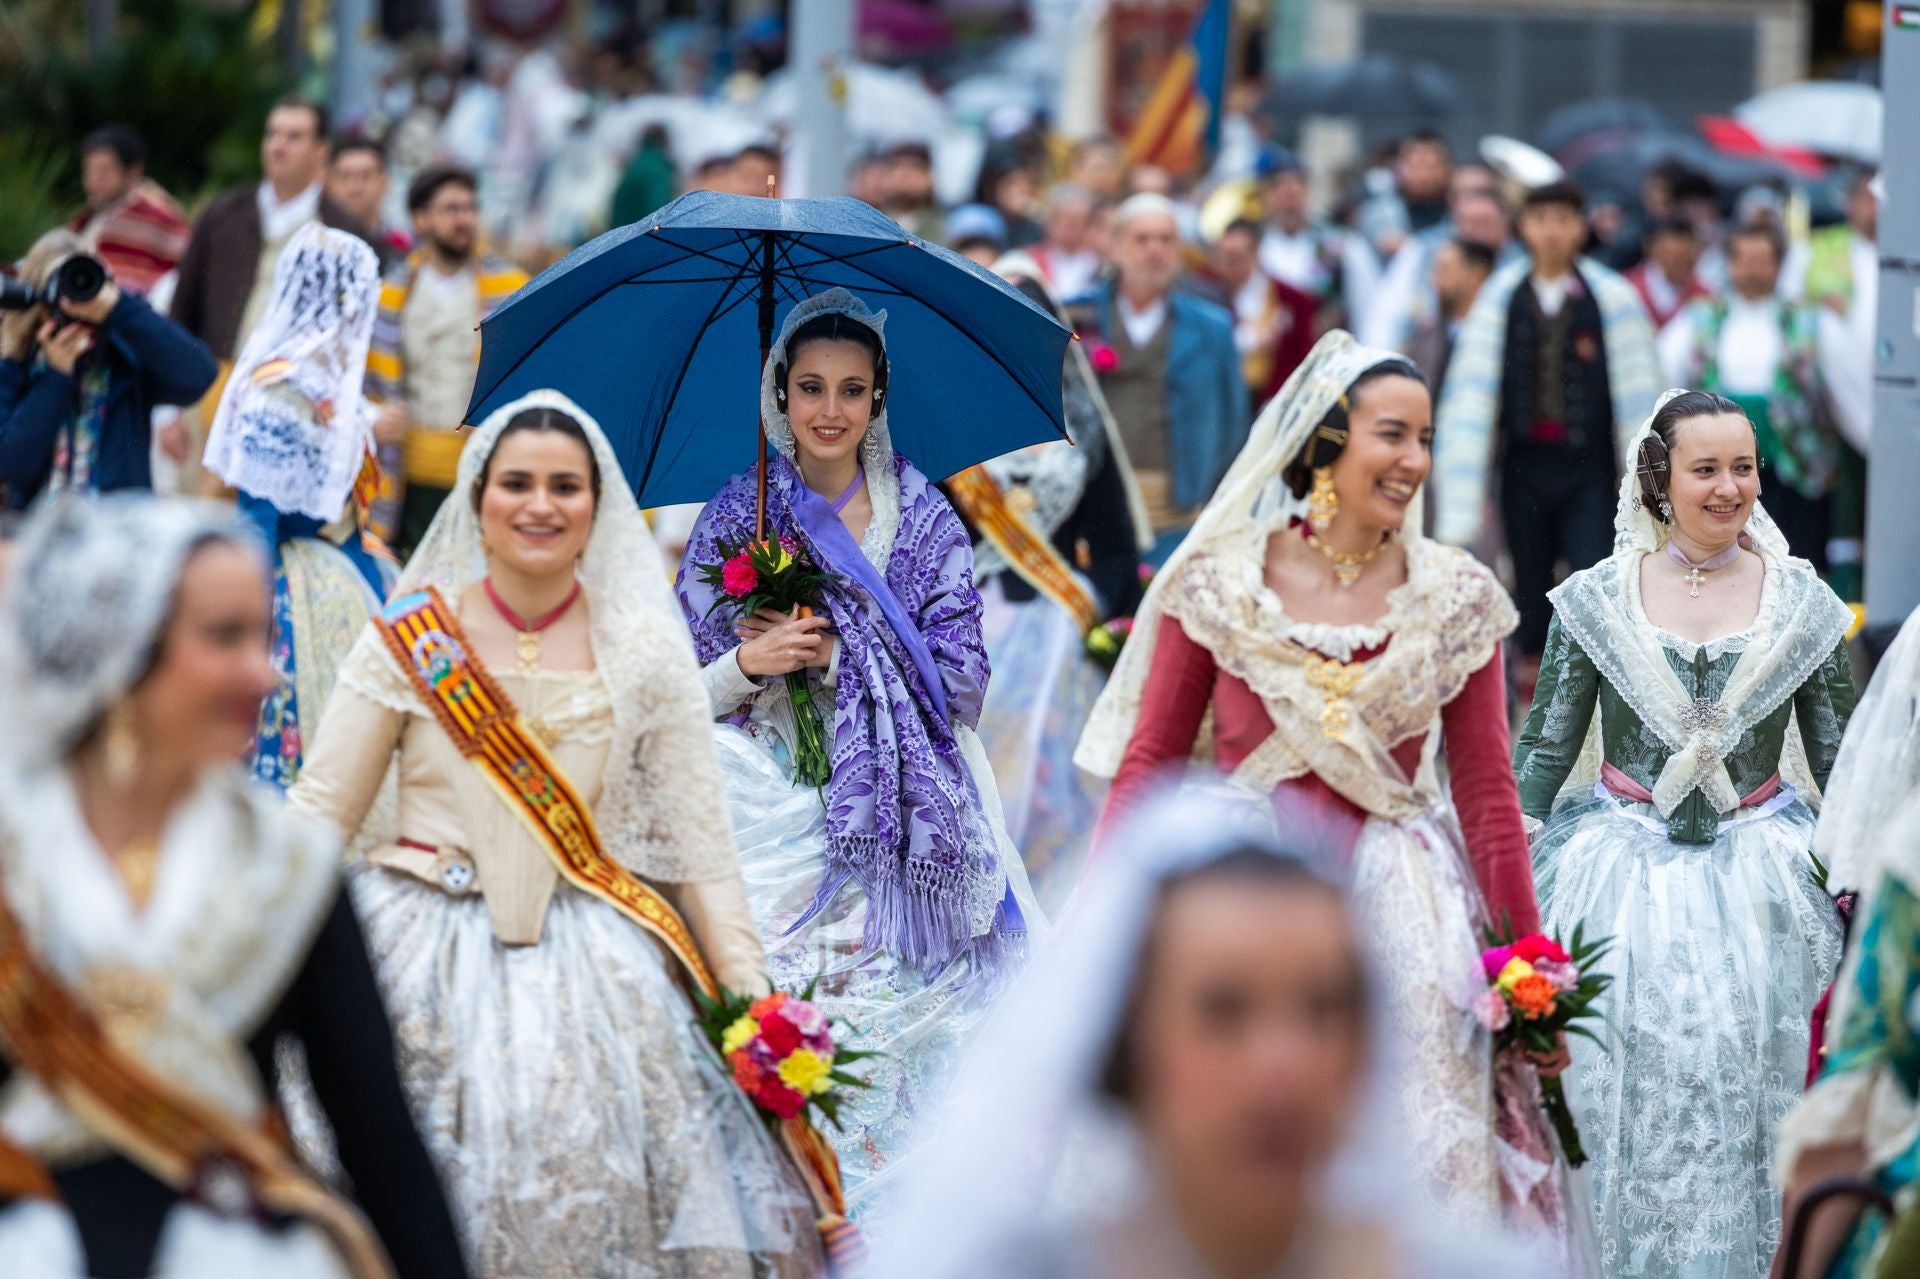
1308,466 -> 1339,532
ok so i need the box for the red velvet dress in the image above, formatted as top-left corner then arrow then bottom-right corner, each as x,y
1103,614 -> 1540,934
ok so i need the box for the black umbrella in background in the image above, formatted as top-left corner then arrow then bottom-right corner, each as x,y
1267,54 -> 1463,123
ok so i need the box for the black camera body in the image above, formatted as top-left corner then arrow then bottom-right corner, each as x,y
0,254 -> 110,313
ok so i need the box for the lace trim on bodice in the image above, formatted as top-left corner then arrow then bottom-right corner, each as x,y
1652,625 -> 1756,664
1286,620 -> 1392,663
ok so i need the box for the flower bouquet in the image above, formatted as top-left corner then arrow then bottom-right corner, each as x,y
693,531 -> 836,788
693,984 -> 875,1129
1474,925 -> 1612,1167
1084,616 -> 1133,671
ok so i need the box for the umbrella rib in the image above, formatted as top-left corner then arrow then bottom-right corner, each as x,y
632,280 -> 762,497
787,243 -> 1070,437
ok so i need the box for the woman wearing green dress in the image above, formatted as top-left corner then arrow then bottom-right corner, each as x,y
1512,389 -> 1855,1278
1776,607 -> 1920,1277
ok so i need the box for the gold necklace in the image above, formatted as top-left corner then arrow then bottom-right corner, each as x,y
114,836 -> 161,910
1304,528 -> 1389,589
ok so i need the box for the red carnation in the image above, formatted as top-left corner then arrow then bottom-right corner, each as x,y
721,553 -> 759,599
758,1008 -> 804,1058
754,1075 -> 808,1119
1087,341 -> 1119,375
1512,935 -> 1570,965
729,1049 -> 764,1094
748,992 -> 789,1020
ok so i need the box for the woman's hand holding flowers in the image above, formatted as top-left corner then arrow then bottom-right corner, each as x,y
738,608 -> 834,678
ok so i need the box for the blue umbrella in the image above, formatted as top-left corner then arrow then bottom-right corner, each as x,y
467,190 -> 1072,524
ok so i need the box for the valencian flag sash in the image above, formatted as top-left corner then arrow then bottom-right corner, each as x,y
0,848 -> 395,1279
373,587 -> 863,1271
947,466 -> 1102,634
1123,0 -> 1233,174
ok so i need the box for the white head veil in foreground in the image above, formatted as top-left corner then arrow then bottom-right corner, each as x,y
757,288 -> 903,565
0,494 -> 259,767
870,789 -> 1535,1278
203,224 -> 381,522
1816,609 -> 1920,898
379,388 -> 739,883
1076,330 -> 1409,777
1542,388 -> 1850,816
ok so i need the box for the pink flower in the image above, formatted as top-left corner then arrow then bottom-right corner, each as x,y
1087,341 -> 1119,375
1110,617 -> 1134,636
1472,989 -> 1512,1032
721,553 -> 759,599
782,999 -> 828,1036
1536,960 -> 1580,993
1480,945 -> 1516,981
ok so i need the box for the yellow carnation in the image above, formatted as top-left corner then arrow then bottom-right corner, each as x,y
776,1048 -> 835,1097
1495,957 -> 1539,992
720,1014 -> 760,1056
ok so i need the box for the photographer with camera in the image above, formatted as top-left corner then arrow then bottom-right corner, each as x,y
0,229 -> 216,506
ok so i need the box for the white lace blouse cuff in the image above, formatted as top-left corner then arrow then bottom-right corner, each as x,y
1775,1066 -> 1920,1185
822,634 -> 842,689
701,649 -> 763,715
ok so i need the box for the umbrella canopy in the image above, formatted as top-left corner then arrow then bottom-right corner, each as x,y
1267,54 -> 1461,123
467,191 -> 1072,510
1735,81 -> 1881,165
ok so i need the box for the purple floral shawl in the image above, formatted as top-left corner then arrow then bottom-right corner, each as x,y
677,452 -> 1021,970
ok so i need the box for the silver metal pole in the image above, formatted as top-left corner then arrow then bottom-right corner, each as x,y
331,0 -> 376,129
1867,8 -> 1920,629
791,0 -> 854,200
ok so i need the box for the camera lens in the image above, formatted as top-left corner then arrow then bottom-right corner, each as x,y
52,255 -> 107,306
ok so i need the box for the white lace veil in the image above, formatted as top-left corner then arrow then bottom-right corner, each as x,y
0,494 -> 259,766
870,788 -> 1531,1278
758,288 -> 903,566
1817,610 -> 1920,898
387,388 -> 740,883
1076,330 -> 1411,777
202,223 -> 380,521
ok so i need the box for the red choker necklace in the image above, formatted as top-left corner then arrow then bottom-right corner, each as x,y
483,578 -> 582,671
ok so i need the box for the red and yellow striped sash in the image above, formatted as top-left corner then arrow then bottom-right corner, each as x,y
948,465 -> 1102,633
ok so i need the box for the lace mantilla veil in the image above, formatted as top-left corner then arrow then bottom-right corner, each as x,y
371,387 -> 740,884
202,223 -> 380,522
869,790 -> 1531,1278
0,494 -> 256,766
1817,609 -> 1920,900
1075,330 -> 1411,778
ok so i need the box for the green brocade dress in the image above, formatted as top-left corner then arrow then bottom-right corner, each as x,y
1512,547 -> 1854,1277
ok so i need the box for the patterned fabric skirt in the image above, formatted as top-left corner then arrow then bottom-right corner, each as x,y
709,724 -> 1039,1239
975,583 -> 1106,914
0,1200 -> 346,1279
350,867 -> 823,1279
1533,791 -> 1843,1278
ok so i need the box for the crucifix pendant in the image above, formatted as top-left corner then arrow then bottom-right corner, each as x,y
1686,566 -> 1704,598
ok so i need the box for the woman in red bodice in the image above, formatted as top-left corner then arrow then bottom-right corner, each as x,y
1076,330 -> 1593,1273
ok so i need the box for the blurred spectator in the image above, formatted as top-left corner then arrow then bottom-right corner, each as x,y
733,142 -> 782,198
1452,189 -> 1510,252
171,98 -> 374,368
1065,136 -> 1126,200
0,231 -> 215,506
849,153 -> 889,208
1395,130 -> 1453,234
1027,185 -> 1101,303
1405,237 -> 1496,399
1449,161 -> 1498,207
1627,217 -> 1712,330
1202,218 -> 1315,412
1433,181 -> 1660,692
66,125 -> 190,300
1660,221 -> 1847,576
976,155 -> 1043,249
1673,169 -> 1729,292
1358,185 -> 1507,353
1084,198 -> 1118,267
946,204 -> 1009,267
327,137 -> 412,264
1784,168 -> 1878,325
878,140 -> 944,241
366,166 -> 529,554
692,153 -> 735,194
1067,195 -> 1243,557
1256,148 -> 1376,332
609,124 -> 678,226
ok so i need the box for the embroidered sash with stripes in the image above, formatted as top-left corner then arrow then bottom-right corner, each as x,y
948,465 -> 1102,633
373,587 -> 719,997
0,854 -> 394,1279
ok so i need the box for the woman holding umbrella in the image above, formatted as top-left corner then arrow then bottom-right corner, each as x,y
676,288 -> 1045,1230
